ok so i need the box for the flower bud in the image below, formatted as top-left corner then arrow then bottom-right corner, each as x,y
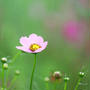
3,63 -> 8,69
15,70 -> 20,75
79,72 -> 85,77
1,57 -> 7,63
64,77 -> 70,82
44,77 -> 49,82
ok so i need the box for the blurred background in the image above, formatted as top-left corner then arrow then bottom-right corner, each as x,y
0,0 -> 90,90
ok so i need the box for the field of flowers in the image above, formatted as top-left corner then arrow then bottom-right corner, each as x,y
0,0 -> 89,90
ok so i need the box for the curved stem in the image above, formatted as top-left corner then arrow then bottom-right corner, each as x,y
7,76 -> 17,90
11,51 -> 22,63
64,82 -> 67,90
30,54 -> 37,90
74,78 -> 81,90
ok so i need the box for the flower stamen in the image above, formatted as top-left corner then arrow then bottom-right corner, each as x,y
30,44 -> 41,51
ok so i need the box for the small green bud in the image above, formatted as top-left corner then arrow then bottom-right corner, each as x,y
1,57 -> 7,63
79,72 -> 85,77
64,77 -> 70,82
15,70 -> 20,75
44,77 -> 49,82
3,63 -> 8,69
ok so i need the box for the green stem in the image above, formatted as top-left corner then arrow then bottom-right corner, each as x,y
54,80 -> 57,90
30,54 -> 37,90
2,64 -> 5,89
11,51 -> 22,63
64,81 -> 67,90
7,76 -> 17,90
74,78 -> 81,90
6,69 -> 8,89
45,82 -> 49,90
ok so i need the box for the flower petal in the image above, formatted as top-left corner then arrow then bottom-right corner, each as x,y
20,36 -> 30,47
34,41 -> 48,53
29,33 -> 44,43
16,33 -> 48,53
16,46 -> 32,53
37,36 -> 44,43
29,33 -> 37,40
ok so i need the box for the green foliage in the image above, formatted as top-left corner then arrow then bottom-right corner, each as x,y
0,0 -> 89,90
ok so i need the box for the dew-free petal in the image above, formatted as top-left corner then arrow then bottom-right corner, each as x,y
20,36 -> 30,47
16,33 -> 48,53
34,41 -> 48,53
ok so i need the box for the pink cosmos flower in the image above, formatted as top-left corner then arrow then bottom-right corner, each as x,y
16,34 -> 48,53
63,21 -> 85,43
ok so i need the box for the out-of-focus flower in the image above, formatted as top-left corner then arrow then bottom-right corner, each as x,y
62,21 -> 86,46
53,71 -> 62,80
50,71 -> 62,82
16,34 -> 48,53
44,77 -> 49,82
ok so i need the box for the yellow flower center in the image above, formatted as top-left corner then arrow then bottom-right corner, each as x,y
30,44 -> 41,51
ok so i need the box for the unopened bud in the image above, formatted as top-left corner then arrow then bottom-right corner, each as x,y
15,70 -> 20,75
45,77 -> 49,82
3,63 -> 8,69
1,57 -> 7,63
79,72 -> 85,77
64,77 -> 70,81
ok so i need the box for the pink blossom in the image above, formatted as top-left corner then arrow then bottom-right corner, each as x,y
63,21 -> 85,44
16,34 -> 48,53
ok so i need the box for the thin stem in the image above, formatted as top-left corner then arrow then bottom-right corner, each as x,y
64,81 -> 67,90
7,76 -> 17,90
74,78 -> 81,90
11,51 -> 22,63
2,64 -> 8,90
30,54 -> 37,90
45,82 -> 49,90
6,69 -> 8,89
54,80 -> 57,90
2,64 -> 5,89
